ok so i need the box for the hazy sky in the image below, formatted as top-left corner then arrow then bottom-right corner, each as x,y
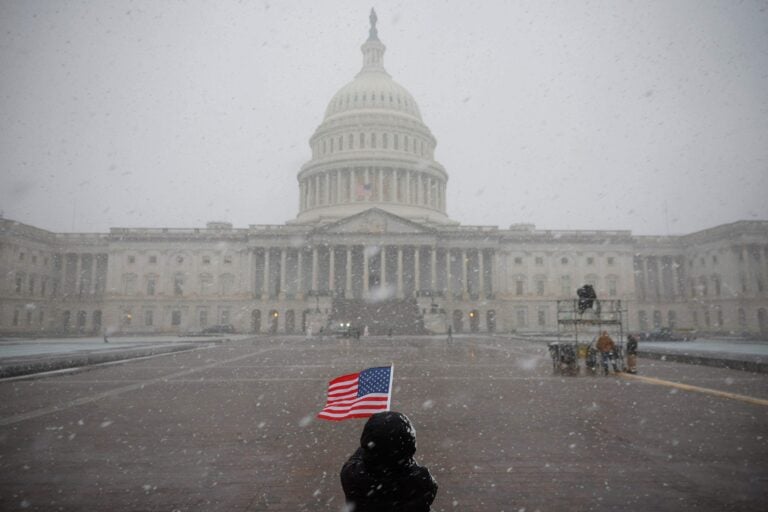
1,0 -> 767,235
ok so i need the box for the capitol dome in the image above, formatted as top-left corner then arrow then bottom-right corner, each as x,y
294,9 -> 454,226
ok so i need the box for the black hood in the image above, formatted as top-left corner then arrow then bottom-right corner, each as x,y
360,411 -> 417,468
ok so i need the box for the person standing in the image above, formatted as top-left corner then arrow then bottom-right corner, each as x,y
341,411 -> 438,511
596,331 -> 619,374
626,334 -> 639,374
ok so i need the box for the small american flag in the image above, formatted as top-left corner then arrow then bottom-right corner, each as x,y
317,366 -> 393,421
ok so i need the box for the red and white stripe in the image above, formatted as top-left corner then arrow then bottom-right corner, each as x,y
317,372 -> 389,421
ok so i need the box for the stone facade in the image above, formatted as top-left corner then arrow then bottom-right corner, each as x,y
2,13 -> 767,337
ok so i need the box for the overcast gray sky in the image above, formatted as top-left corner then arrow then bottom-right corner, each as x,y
1,0 -> 767,235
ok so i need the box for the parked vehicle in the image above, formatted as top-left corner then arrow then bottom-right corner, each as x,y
639,327 -> 694,341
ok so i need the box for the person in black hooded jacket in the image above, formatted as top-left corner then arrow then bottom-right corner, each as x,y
340,411 -> 438,511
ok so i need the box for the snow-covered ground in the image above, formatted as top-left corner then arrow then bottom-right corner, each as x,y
642,339 -> 768,357
0,335 -> 246,359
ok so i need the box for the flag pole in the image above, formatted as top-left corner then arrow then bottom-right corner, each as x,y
387,363 -> 394,411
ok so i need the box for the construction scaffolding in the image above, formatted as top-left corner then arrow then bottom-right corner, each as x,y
549,299 -> 628,376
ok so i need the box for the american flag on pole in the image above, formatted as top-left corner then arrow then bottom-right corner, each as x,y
355,182 -> 372,200
317,366 -> 393,421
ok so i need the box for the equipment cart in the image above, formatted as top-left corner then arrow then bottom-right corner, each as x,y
550,298 -> 628,376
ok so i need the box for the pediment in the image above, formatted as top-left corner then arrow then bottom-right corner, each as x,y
318,208 -> 433,235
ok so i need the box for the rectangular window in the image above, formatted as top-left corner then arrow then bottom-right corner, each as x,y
607,257 -> 615,266
516,309 -> 527,327
128,255 -> 135,264
202,256 -> 211,265
147,278 -> 156,296
144,310 -> 154,326
221,310 -> 231,324
514,257 -> 523,265
516,280 -> 524,296
31,255 -> 37,264
535,257 -> 543,265
15,276 -> 23,294
149,255 -> 157,264
174,276 -> 184,296
171,311 -> 181,326
536,280 -> 545,296
224,255 -> 232,264
537,309 -> 546,327
199,310 -> 208,328
586,257 -> 594,265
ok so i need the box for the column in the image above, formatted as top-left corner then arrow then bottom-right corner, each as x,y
328,246 -> 335,293
280,248 -> 286,297
641,257 -> 649,301
348,169 -> 354,202
378,168 -> 384,201
405,171 -> 411,204
478,249 -> 485,297
336,170 -> 343,204
414,247 -> 420,295
346,246 -> 352,297
297,250 -> 304,298
365,168 -> 370,201
324,173 -> 330,205
262,248 -> 270,298
394,170 -> 400,203
397,246 -> 404,298
86,254 -> 95,295
381,246 -> 387,287
311,247 -> 318,292
251,250 -> 257,297
462,249 -> 468,297
363,247 -> 369,296
445,249 -> 452,296
430,247 -> 437,291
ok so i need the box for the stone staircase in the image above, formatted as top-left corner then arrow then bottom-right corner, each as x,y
329,297 -> 426,335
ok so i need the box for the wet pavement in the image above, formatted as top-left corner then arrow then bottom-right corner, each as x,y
0,334 -> 766,511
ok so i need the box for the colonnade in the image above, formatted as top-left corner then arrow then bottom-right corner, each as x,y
300,167 -> 445,211
253,245 -> 494,301
633,255 -> 686,301
58,252 -> 108,297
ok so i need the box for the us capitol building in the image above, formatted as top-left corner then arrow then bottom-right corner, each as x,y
2,12 -> 767,337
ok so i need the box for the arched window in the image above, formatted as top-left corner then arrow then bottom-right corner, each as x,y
383,133 -> 389,148
371,133 -> 376,148
359,133 -> 365,148
338,136 -> 343,150
199,273 -> 213,294
348,133 -> 354,149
